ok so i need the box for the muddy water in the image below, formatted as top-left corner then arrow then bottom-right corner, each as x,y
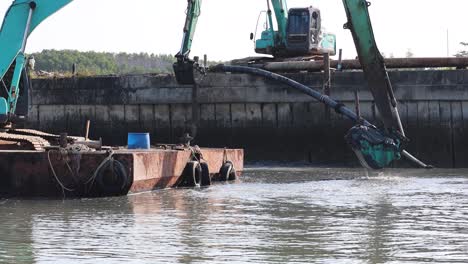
1,168 -> 468,263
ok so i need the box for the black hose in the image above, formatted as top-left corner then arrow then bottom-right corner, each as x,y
215,65 -> 372,126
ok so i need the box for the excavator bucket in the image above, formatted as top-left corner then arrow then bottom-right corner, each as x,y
345,125 -> 402,169
173,60 -> 196,85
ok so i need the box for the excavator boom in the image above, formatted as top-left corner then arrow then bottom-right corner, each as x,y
341,0 -> 430,169
0,0 -> 73,80
270,0 -> 288,47
0,0 -> 73,125
342,0 -> 404,135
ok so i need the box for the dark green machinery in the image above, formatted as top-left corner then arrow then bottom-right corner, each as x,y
173,0 -> 337,85
341,0 -> 422,169
345,125 -> 403,169
253,1 -> 336,57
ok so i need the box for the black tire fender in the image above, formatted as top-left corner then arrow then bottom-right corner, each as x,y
200,161 -> 211,186
95,159 -> 130,195
177,161 -> 202,187
218,161 -> 237,181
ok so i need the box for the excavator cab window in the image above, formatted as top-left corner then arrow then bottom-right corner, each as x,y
287,11 -> 309,42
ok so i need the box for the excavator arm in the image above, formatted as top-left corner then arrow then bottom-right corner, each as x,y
342,0 -> 404,135
173,0 -> 204,85
0,0 -> 73,125
342,0 -> 430,169
176,0 -> 201,60
340,0 -> 405,168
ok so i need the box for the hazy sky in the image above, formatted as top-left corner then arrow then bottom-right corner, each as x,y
1,0 -> 467,60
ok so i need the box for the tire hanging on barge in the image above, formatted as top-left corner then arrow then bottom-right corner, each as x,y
200,161 -> 211,186
177,161 -> 202,187
214,161 -> 237,182
95,158 -> 132,196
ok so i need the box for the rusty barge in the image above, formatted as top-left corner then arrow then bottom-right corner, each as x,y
0,129 -> 243,198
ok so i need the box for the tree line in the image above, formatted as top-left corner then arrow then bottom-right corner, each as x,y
30,44 -> 467,77
30,50 -> 177,76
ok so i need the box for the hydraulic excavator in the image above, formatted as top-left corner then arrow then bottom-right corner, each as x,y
0,0 -> 74,150
174,0 -> 430,169
173,0 -> 337,84
252,0 -> 336,57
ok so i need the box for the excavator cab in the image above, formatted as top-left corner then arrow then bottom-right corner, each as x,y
286,7 -> 318,54
286,7 -> 336,56
254,5 -> 336,57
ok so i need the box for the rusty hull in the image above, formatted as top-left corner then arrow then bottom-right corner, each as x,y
0,148 -> 244,198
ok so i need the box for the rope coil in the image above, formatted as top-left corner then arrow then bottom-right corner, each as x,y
48,147 -> 130,197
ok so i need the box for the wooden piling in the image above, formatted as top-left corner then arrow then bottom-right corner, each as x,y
323,53 -> 331,120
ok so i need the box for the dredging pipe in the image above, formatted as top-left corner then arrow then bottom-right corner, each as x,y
259,57 -> 468,72
212,64 -> 431,169
213,64 -> 370,125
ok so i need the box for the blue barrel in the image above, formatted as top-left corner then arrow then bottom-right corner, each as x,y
127,133 -> 150,149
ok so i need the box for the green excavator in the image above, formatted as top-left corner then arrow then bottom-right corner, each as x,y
252,0 -> 336,57
174,0 -> 430,169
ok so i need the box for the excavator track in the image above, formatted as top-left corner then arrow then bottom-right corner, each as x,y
9,129 -> 84,142
10,129 -> 59,138
0,129 -> 84,151
0,131 -> 51,150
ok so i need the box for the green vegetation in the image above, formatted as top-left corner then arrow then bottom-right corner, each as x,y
455,42 -> 468,57
30,50 -> 176,76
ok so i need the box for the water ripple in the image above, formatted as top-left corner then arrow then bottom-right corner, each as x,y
1,168 -> 468,263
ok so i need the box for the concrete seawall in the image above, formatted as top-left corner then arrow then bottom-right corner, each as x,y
28,69 -> 468,168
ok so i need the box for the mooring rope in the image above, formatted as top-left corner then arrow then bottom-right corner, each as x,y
84,149 -> 115,187
47,144 -> 98,197
47,150 -> 75,197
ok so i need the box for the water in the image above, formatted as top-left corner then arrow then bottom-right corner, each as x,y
1,167 -> 468,263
